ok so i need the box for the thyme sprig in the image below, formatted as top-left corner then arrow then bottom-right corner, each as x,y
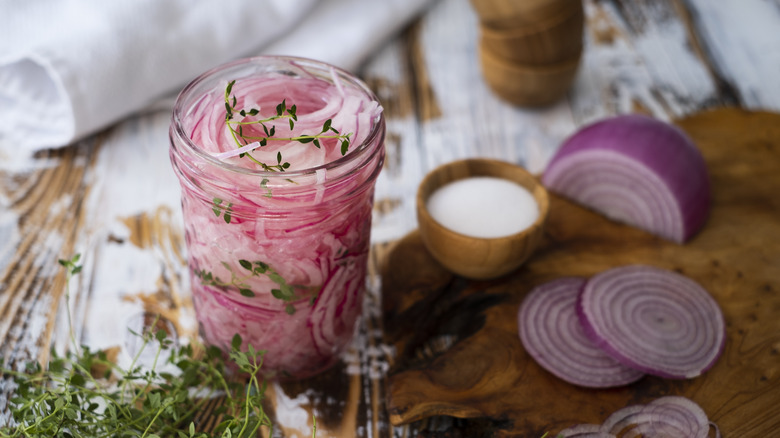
195,259 -> 306,315
211,198 -> 233,224
224,80 -> 352,172
58,254 -> 83,354
1,330 -> 273,437
0,256 -> 320,437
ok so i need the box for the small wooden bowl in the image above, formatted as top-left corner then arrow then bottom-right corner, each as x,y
416,159 -> 549,280
470,0 -> 581,30
479,0 -> 583,65
479,44 -> 581,107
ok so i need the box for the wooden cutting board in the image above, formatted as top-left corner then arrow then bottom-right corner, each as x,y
381,108 -> 780,437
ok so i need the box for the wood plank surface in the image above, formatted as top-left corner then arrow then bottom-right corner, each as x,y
1,0 -> 779,435
383,108 -> 780,437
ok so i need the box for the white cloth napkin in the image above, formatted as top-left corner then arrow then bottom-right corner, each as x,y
261,0 -> 433,72
0,0 -> 434,152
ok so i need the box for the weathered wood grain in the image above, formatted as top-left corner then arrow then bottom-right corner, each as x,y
684,0 -> 780,111
0,140 -> 99,418
0,144 -> 88,354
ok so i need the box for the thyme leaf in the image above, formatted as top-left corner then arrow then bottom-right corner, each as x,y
195,259 -> 314,314
223,81 -> 354,172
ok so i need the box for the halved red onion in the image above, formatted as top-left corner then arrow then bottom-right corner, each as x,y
558,396 -> 718,438
577,265 -> 726,379
518,278 -> 645,388
542,114 -> 710,243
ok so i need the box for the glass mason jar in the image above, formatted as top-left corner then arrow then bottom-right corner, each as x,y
169,56 -> 385,379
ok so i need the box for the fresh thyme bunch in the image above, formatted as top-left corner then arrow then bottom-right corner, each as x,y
0,256 -> 316,438
1,331 -> 273,438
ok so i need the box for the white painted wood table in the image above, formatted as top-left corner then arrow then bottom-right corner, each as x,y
2,0 -> 780,436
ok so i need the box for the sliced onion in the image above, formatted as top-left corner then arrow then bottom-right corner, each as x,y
640,396 -> 711,437
577,265 -> 726,379
599,405 -> 645,434
518,278 -> 645,388
542,114 -> 710,243
213,141 -> 260,160
601,396 -> 710,438
556,423 -> 614,438
187,72 -> 381,172
558,396 -> 717,438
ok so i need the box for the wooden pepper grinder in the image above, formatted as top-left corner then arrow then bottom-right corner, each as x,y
470,0 -> 584,106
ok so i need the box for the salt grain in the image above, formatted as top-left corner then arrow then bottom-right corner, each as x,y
426,176 -> 538,238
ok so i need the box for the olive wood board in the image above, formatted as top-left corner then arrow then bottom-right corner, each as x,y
381,108 -> 780,437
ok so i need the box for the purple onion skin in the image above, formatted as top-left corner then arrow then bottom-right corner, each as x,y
575,265 -> 726,379
518,277 -> 645,388
543,114 -> 711,243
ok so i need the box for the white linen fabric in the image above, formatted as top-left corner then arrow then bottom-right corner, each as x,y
261,0 -> 433,72
0,0 -> 434,152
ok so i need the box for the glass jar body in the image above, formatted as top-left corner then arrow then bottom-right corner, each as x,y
169,56 -> 385,379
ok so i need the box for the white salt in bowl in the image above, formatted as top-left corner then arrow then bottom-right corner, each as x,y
416,158 -> 549,280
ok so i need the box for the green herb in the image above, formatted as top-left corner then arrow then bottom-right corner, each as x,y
260,178 -> 272,198
0,257 -> 319,437
0,330 -> 274,437
223,80 -> 353,172
211,198 -> 233,224
195,259 -> 310,314
57,254 -> 83,353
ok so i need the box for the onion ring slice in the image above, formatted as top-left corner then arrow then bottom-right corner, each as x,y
577,265 -> 726,379
518,278 -> 645,388
557,423 -> 615,437
602,396 -> 710,438
558,396 -> 717,438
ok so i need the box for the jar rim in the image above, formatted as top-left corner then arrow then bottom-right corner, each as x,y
170,56 -> 385,179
